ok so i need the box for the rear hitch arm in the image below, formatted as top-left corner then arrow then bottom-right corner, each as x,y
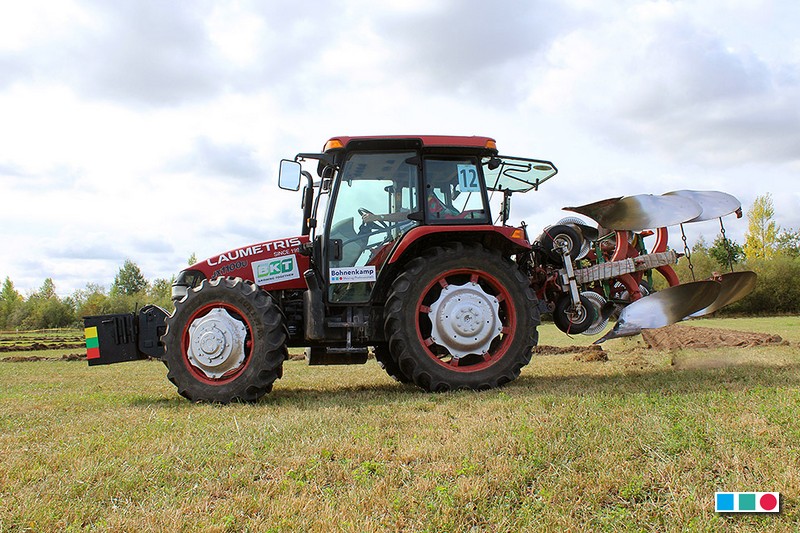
557,240 -> 584,314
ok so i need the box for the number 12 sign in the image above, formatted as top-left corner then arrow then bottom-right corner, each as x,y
457,164 -> 480,192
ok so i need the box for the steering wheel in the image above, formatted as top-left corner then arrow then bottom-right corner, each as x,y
357,207 -> 390,231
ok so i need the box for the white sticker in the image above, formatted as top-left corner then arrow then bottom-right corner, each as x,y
329,266 -> 377,284
252,255 -> 299,286
457,164 -> 480,192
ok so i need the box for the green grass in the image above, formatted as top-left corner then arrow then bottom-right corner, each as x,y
1,318 -> 799,531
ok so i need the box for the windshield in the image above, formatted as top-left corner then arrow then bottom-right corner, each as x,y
482,156 -> 557,193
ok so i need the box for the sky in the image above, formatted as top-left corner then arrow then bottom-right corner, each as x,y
1,0 -> 799,297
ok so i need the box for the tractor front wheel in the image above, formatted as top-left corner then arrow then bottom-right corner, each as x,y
162,277 -> 287,403
384,243 -> 539,392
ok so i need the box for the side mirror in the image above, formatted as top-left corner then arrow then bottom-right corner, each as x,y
278,159 -> 302,191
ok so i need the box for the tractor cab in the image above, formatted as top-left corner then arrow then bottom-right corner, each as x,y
279,136 -> 557,306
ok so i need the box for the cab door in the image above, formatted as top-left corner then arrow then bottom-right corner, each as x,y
325,151 -> 421,303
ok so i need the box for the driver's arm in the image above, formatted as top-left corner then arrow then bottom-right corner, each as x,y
362,210 -> 410,223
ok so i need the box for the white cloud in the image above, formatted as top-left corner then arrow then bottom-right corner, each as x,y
526,1 -> 800,167
0,0 -> 798,295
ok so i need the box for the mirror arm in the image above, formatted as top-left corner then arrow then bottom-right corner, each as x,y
301,171 -> 315,236
295,152 -> 335,167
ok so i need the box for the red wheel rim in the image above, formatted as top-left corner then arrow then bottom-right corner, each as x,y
415,268 -> 516,372
181,302 -> 253,385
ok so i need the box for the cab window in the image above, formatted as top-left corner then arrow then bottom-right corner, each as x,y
423,158 -> 489,223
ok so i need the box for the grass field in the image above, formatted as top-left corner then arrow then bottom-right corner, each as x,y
1,317 -> 798,531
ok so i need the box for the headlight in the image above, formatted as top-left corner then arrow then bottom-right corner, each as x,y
172,269 -> 205,302
171,284 -> 188,302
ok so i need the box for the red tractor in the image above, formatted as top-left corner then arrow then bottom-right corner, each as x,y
84,135 -> 753,402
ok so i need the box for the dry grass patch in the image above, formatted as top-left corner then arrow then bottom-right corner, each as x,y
0,318 -> 799,531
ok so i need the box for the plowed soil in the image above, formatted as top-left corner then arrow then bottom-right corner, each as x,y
1,353 -> 85,362
534,344 -> 608,361
0,342 -> 84,352
641,324 -> 785,350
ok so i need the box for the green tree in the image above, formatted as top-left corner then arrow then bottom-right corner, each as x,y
743,193 -> 779,259
112,259 -> 148,296
73,283 -> 109,318
671,236 -> 716,284
38,278 -> 57,300
709,235 -> 744,269
0,277 -> 23,329
188,252 -> 197,265
36,298 -> 75,328
23,278 -> 75,329
691,235 -> 708,255
776,228 -> 800,257
149,277 -> 176,311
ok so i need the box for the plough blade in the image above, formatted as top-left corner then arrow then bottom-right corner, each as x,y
594,280 -> 722,343
564,194 -> 702,231
689,271 -> 757,317
662,190 -> 742,222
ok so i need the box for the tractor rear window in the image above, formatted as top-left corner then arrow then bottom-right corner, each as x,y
423,158 -> 489,223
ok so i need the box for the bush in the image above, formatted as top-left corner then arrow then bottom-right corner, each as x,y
722,255 -> 800,315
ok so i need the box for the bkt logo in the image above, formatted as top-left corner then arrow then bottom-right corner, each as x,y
259,258 -> 293,277
252,255 -> 299,286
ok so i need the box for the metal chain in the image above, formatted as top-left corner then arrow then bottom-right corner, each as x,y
719,217 -> 735,273
680,224 -> 695,281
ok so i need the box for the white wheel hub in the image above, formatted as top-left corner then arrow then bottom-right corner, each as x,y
427,281 -> 503,358
187,308 -> 247,378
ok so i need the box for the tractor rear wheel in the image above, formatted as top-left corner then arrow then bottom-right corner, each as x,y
373,344 -> 412,384
163,277 -> 287,403
384,243 -> 539,392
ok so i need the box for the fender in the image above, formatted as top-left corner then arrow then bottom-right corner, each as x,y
387,225 -> 530,265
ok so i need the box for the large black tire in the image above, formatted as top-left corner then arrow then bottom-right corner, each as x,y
384,242 -> 539,392
162,277 -> 287,403
373,344 -> 413,384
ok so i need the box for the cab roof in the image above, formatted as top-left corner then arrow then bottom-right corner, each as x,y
323,135 -> 498,153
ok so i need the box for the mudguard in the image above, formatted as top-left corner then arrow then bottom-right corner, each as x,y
387,225 -> 530,264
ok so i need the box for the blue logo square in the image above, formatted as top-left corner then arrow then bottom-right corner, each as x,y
716,493 -> 735,512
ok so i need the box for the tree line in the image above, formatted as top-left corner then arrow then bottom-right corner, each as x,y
2,194 -> 799,330
0,260 -> 176,330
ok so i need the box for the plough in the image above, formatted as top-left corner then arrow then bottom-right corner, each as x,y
524,190 -> 757,342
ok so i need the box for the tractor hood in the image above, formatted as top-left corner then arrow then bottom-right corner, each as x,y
183,235 -> 311,292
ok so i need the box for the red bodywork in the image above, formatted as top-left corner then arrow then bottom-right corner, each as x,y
189,225 -> 528,294
190,235 -> 311,291
388,225 -> 530,265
